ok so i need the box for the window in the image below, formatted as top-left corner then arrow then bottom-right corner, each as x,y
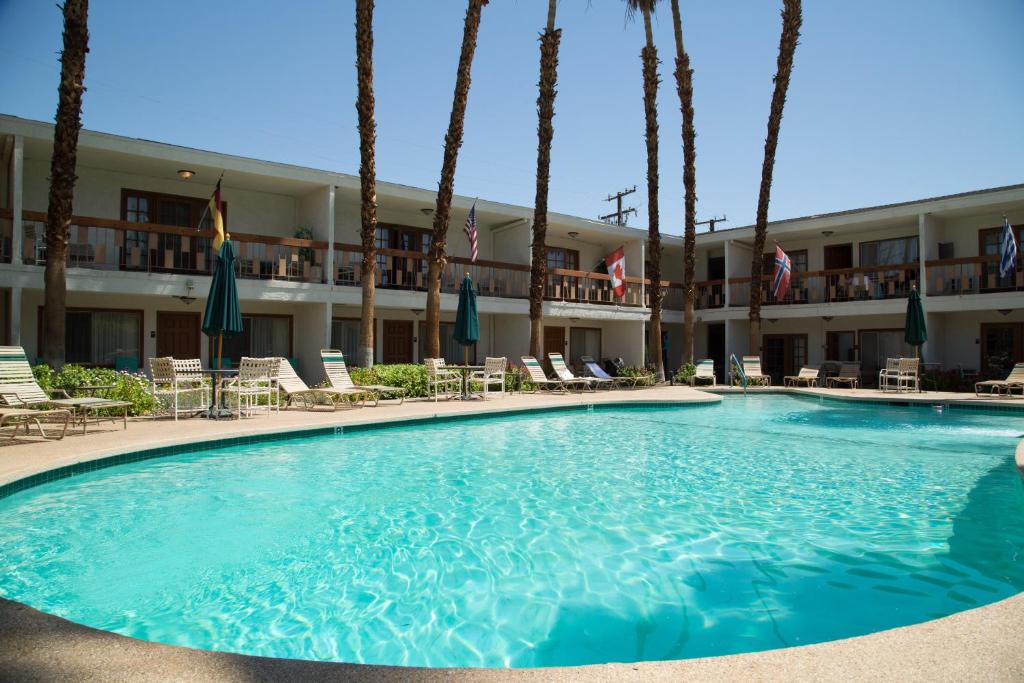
216,315 -> 291,364
859,236 -> 918,267
825,331 -> 856,362
331,319 -> 361,365
121,189 -> 224,273
547,247 -> 579,271
38,308 -> 141,367
376,224 -> 430,289
569,327 -> 601,368
419,322 -> 475,363
762,249 -> 807,273
858,329 -> 914,385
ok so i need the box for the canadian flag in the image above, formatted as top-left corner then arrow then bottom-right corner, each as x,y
605,246 -> 626,297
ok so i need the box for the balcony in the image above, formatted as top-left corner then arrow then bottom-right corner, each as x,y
722,263 -> 920,308
925,255 -> 1024,296
7,209 -> 329,284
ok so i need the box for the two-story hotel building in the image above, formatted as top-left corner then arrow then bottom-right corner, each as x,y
1,114 -> 1021,385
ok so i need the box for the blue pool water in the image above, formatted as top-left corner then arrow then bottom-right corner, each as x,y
1,396 -> 1023,668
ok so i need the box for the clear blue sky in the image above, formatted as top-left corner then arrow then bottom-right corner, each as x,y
0,0 -> 1021,235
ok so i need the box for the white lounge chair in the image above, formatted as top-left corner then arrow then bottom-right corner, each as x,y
521,356 -> 586,393
0,345 -> 63,408
148,356 -> 209,420
975,363 -> 1024,397
321,350 -> 405,405
222,357 -> 277,418
275,357 -> 363,410
548,353 -> 604,391
741,356 -> 771,386
688,359 -> 716,387
1,407 -> 71,440
784,365 -> 820,387
826,362 -> 861,389
581,355 -> 638,388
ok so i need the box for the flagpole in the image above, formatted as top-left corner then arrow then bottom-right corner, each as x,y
195,171 -> 226,230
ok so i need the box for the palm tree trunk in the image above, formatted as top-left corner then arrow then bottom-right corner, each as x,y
749,0 -> 802,354
640,10 -> 665,382
670,0 -> 697,367
43,0 -> 89,370
355,0 -> 377,367
528,0 -> 560,359
425,0 -> 489,359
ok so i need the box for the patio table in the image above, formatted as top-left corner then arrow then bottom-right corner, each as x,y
203,368 -> 238,420
445,364 -> 484,400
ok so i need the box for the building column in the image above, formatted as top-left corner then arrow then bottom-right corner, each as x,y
323,301 -> 332,350
723,240 -> 731,308
11,135 -> 24,263
325,185 -> 336,287
917,212 -> 933,301
9,286 -> 21,346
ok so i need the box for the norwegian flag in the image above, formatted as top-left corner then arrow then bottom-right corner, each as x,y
605,246 -> 626,297
464,202 -> 478,262
772,245 -> 792,301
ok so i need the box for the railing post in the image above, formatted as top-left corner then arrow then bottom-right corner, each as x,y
10,135 -> 23,264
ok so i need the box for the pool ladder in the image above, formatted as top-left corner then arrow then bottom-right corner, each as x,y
729,354 -> 748,394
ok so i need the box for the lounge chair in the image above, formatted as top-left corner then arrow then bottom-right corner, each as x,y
784,365 -> 820,387
1,407 -> 71,440
688,359 -> 716,387
0,346 -> 64,408
581,355 -> 638,388
975,363 -> 1024,397
741,356 -> 771,386
469,357 -> 507,398
321,350 -> 405,405
275,357 -> 363,410
521,356 -> 587,393
826,362 -> 861,389
548,353 -> 604,391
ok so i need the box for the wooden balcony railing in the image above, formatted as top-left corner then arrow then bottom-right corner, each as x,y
334,244 -> 531,299
546,268 -> 645,307
9,209 -> 328,283
728,263 -> 920,306
925,255 -> 1024,296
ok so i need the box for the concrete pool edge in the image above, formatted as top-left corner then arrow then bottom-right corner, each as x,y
1,387 -> 1022,681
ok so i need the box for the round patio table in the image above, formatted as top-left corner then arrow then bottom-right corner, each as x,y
445,364 -> 484,400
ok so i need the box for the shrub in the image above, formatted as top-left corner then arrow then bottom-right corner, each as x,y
618,365 -> 657,386
350,363 -> 428,398
32,363 -> 156,416
677,363 -> 696,383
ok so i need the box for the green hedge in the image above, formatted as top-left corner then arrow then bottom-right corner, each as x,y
32,364 -> 156,416
347,363 -> 534,398
618,365 -> 657,386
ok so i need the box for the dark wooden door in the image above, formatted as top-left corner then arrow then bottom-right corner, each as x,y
763,334 -> 808,384
543,326 -> 565,361
157,312 -> 200,359
980,323 -> 1023,371
706,323 -> 725,381
824,244 -> 853,270
382,320 -> 413,363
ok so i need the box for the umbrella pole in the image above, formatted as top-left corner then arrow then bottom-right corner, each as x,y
217,333 -> 223,370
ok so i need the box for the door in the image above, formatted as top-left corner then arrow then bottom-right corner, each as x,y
382,320 -> 413,363
708,256 -> 725,280
707,323 -> 725,381
762,334 -> 808,384
980,323 -> 1023,372
543,326 -> 565,368
156,311 -> 200,359
825,331 -> 856,362
824,244 -> 853,270
859,329 -> 913,385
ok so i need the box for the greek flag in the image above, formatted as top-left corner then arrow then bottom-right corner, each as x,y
1000,217 -> 1017,278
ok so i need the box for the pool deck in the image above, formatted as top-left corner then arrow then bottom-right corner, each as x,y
1,385 -> 1023,681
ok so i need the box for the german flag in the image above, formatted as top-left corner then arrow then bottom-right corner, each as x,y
208,178 -> 225,250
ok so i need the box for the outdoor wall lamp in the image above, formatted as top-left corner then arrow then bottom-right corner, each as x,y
176,280 -> 197,305
821,230 -> 834,237
568,231 -> 579,239
177,169 -> 196,179
822,316 -> 833,322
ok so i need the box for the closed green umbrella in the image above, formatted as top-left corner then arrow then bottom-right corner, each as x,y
453,273 -> 479,365
904,286 -> 927,357
202,239 -> 244,369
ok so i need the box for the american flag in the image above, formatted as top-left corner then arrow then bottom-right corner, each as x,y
464,202 -> 478,262
772,245 -> 792,300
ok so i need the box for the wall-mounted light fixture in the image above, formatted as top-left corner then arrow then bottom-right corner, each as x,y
176,279 -> 197,305
998,309 -> 1012,316
177,169 -> 196,180
821,316 -> 833,322
821,230 -> 834,237
420,208 -> 434,216
568,231 -> 579,239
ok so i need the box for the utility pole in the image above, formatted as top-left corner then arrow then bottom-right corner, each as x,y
599,186 -> 638,226
697,214 -> 728,233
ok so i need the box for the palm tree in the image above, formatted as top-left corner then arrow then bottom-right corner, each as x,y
528,0 -> 561,359
669,0 -> 697,366
626,0 -> 665,381
355,0 -> 377,367
424,0 -> 489,358
748,0 -> 802,355
42,0 -> 89,369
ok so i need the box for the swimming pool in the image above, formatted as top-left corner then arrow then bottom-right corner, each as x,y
0,396 -> 1022,668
